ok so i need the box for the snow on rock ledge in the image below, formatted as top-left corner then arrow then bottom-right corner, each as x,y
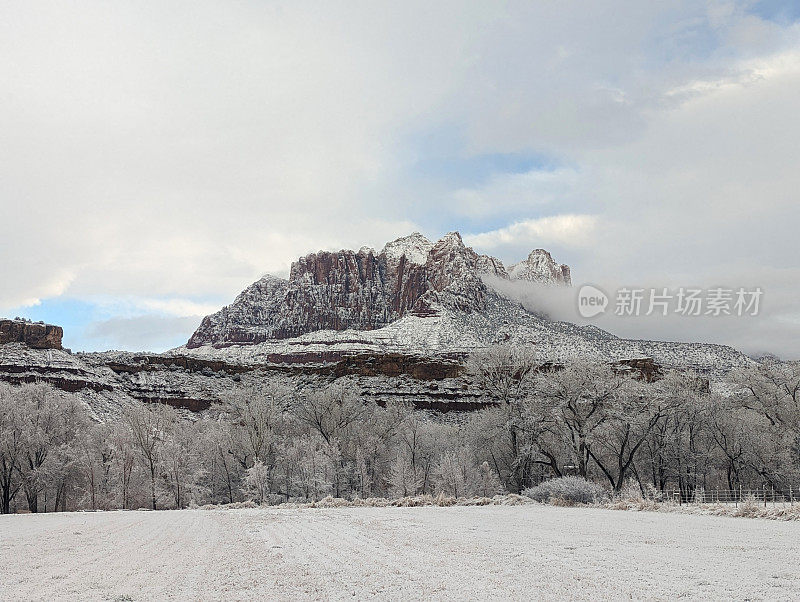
381,232 -> 433,265
508,249 -> 572,285
187,232 -> 571,349
0,318 -> 63,349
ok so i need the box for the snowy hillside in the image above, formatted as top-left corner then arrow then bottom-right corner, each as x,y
179,288 -> 751,376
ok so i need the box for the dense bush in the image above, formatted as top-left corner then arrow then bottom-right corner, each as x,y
523,477 -> 607,505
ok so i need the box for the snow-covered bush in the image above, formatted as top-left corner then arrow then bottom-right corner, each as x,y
523,477 -> 607,505
615,478 -> 644,502
475,462 -> 504,497
734,494 -> 761,517
244,461 -> 271,505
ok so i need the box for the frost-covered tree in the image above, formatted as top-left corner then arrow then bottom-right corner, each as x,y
76,422 -> 115,511
467,344 -> 541,491
733,360 -> 800,431
0,384 -> 26,514
124,402 -> 176,510
161,419 -> 206,508
434,448 -> 476,498
197,418 -> 242,504
291,380 -> 368,446
13,383 -> 87,512
278,434 -> 335,501
730,360 -> 800,487
108,421 -> 139,509
475,461 -> 504,497
589,376 -> 678,492
532,360 -> 626,480
221,382 -> 290,469
467,344 -> 539,404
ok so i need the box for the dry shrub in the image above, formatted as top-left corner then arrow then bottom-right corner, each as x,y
523,477 -> 608,505
734,494 -> 763,518
498,493 -> 533,506
457,497 -> 493,506
311,496 -> 351,508
392,495 -> 435,507
435,492 -> 456,507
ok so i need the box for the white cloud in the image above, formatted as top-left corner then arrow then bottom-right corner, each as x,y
450,168 -> 583,219
465,215 -> 598,252
133,298 -> 221,318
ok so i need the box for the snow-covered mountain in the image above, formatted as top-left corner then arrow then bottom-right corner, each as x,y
180,230 -> 751,387
509,249 -> 571,285
187,232 -> 571,348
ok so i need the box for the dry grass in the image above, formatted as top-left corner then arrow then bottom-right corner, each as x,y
198,490 -> 800,521
600,491 -> 800,521
198,493 -> 533,511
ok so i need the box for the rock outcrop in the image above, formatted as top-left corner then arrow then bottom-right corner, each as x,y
508,249 -> 572,285
188,232 -> 571,348
0,319 -> 63,349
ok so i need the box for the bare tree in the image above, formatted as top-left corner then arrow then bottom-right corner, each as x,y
221,382 -> 290,469
13,383 -> 87,512
589,376 -> 676,492
467,344 -> 541,491
0,384 -> 25,514
124,402 -> 176,510
533,360 -> 626,480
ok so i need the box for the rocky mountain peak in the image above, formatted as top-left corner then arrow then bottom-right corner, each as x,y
380,232 -> 433,265
187,231 -> 572,348
435,231 -> 465,248
509,248 -> 572,285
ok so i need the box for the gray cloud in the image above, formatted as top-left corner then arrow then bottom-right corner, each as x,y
84,315 -> 201,352
485,276 -> 800,360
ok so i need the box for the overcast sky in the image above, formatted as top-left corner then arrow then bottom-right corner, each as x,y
1,1 -> 799,357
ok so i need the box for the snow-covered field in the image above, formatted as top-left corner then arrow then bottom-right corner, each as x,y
2,505 -> 799,601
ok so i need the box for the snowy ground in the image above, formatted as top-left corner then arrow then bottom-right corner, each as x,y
2,505 -> 799,601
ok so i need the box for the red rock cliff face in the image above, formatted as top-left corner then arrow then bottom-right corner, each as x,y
188,232 -> 486,347
187,231 -> 570,348
0,319 -> 63,349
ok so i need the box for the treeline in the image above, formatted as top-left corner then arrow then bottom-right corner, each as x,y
1,346 -> 798,513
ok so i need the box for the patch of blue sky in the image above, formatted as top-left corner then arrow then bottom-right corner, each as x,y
5,298 -> 101,350
409,150 -> 559,189
645,1 -> 800,68
747,0 -> 800,24
5,296 -> 217,352
396,123 -> 568,234
644,14 -> 724,67
403,123 -> 560,187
